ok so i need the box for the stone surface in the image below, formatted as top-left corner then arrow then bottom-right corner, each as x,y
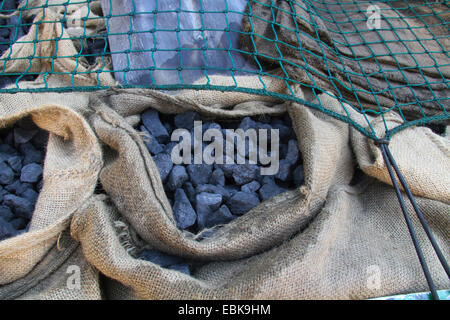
232,164 -> 259,185
259,182 -> 287,201
227,191 -> 260,216
174,111 -> 200,130
241,181 -> 261,193
20,163 -> 43,183
0,162 -> 14,185
167,165 -> 189,191
196,192 -> 223,229
173,188 -> 196,229
153,153 -> 173,182
187,164 -> 213,186
210,168 -> 225,186
141,109 -> 169,143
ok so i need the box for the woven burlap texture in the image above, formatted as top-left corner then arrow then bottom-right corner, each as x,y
0,93 -> 103,299
69,86 -> 448,299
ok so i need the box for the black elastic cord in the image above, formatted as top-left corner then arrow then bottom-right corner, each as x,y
378,142 -> 440,300
383,145 -> 450,279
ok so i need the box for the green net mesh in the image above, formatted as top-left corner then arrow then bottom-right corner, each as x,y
0,0 -> 448,140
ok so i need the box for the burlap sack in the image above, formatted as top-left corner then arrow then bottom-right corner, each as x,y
0,93 -> 103,299
63,86 -> 448,299
0,0 -> 448,299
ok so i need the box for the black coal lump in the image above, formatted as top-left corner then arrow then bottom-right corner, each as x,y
139,110 -> 304,238
0,117 -> 48,241
139,249 -> 191,275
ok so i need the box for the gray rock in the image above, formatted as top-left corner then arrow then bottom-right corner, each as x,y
201,204 -> 234,229
216,163 -> 234,178
232,164 -> 259,185
196,192 -> 223,229
0,162 -> 14,185
141,126 -> 164,155
0,216 -> 16,240
173,188 -> 196,229
10,217 -> 27,230
187,164 -> 213,186
225,185 -> 240,198
20,163 -> 43,183
164,141 -> 177,154
3,194 -> 34,219
19,142 -> 43,165
196,184 -> 231,202
141,109 -> 169,143
0,205 -> 13,221
226,191 -> 260,215
7,155 -> 22,172
183,182 -> 196,205
14,127 -> 37,145
210,168 -> 225,186
259,182 -> 287,201
31,131 -> 49,149
22,188 -> 39,203
275,159 -> 292,182
271,119 -> 290,139
167,165 -> 189,191
286,139 -> 299,164
16,182 -> 33,196
241,181 -> 261,193
174,111 -> 200,130
293,165 -> 304,187
239,117 -> 257,131
153,153 -> 173,182
5,180 -> 21,193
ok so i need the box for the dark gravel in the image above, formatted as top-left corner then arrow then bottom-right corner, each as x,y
0,117 -> 48,241
139,110 -> 304,237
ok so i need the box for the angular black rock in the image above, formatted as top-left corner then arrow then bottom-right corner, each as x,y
241,181 -> 260,193
0,162 -> 14,185
153,153 -> 173,182
196,192 -> 222,229
20,163 -> 43,183
173,188 -> 196,230
0,216 -> 16,240
202,205 -> 234,229
3,194 -> 34,219
232,163 -> 259,185
259,181 -> 287,201
174,111 -> 200,130
226,191 -> 260,216
167,165 -> 189,191
141,109 -> 169,143
293,165 -> 304,187
187,164 -> 213,186
210,168 -> 225,186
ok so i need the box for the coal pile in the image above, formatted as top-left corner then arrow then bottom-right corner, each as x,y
0,117 -> 48,241
139,110 -> 304,234
136,109 -> 303,273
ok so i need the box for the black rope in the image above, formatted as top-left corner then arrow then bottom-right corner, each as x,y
383,145 -> 450,279
376,139 -> 441,300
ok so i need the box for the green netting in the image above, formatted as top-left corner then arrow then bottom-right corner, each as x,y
0,0 -> 448,140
